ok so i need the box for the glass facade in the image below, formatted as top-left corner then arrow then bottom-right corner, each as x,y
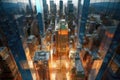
0,0 -> 120,80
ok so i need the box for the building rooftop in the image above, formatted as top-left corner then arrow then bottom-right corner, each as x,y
33,51 -> 49,61
0,47 -> 5,53
27,35 -> 36,43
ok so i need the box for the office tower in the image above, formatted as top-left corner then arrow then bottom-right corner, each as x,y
42,0 -> 49,31
0,0 -> 29,14
36,0 -> 44,37
0,0 -> 18,14
55,19 -> 69,57
54,3 -> 57,17
42,0 -> 48,15
0,47 -> 22,80
27,35 -> 39,59
77,0 -> 81,26
28,0 -> 33,13
67,0 -> 73,11
101,45 -> 120,80
67,0 -> 74,35
64,6 -> 67,19
79,0 -> 90,45
75,51 -> 85,80
50,0 -> 56,25
94,24 -> 120,80
85,17 -> 120,80
59,0 -> 63,18
0,14 -> 33,80
33,51 -> 49,80
0,0 -> 120,80
50,0 -> 54,14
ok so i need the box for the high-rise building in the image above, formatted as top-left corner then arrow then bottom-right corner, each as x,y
94,24 -> 120,80
50,0 -> 56,25
67,0 -> 75,35
36,0 -> 44,37
27,35 -> 39,59
77,0 -> 81,26
0,0 -> 120,80
28,0 -> 33,13
42,0 -> 49,31
55,19 -> 69,57
0,47 -> 22,80
33,51 -> 50,80
0,14 -> 33,80
59,0 -> 63,18
79,0 -> 90,45
50,0 -> 54,14
101,48 -> 120,80
0,0 -> 29,14
67,0 -> 74,15
84,19 -> 120,80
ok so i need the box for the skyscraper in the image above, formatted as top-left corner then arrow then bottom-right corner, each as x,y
50,0 -> 54,14
79,0 -> 90,45
0,0 -> 120,80
33,51 -> 50,80
0,14 -> 33,80
59,0 -> 63,18
28,0 -> 33,13
50,0 -> 56,25
95,24 -> 120,80
42,0 -> 49,31
36,0 -> 44,37
77,0 -> 81,26
55,19 -> 69,57
0,47 -> 22,80
67,0 -> 74,35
